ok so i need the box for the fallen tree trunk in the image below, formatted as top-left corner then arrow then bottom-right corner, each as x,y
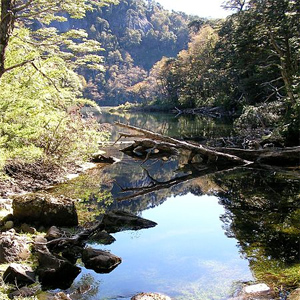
214,146 -> 300,166
115,122 -> 300,167
115,122 -> 251,166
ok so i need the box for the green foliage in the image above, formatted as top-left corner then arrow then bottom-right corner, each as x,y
0,28 -> 105,175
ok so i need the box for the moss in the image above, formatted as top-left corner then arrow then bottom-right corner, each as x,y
252,260 -> 300,292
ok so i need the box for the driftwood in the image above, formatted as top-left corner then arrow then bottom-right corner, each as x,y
115,122 -> 300,167
215,146 -> 300,166
115,122 -> 251,166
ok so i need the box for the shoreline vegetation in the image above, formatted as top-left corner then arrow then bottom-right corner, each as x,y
0,0 -> 299,298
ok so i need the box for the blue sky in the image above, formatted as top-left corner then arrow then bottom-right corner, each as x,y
156,0 -> 231,18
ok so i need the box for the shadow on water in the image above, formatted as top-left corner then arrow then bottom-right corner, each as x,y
49,110 -> 300,299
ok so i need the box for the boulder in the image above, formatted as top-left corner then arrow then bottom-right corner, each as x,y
131,293 -> 172,300
82,247 -> 121,273
3,263 -> 36,286
37,249 -> 81,289
229,283 -> 275,300
12,193 -> 78,227
0,231 -> 31,263
101,210 -> 157,233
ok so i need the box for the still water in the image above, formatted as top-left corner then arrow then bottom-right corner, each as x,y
76,194 -> 252,300
51,109 -> 300,300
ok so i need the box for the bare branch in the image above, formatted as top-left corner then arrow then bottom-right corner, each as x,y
31,62 -> 60,92
2,58 -> 35,74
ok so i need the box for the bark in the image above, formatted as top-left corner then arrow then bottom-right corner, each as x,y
216,146 -> 300,166
0,0 -> 14,77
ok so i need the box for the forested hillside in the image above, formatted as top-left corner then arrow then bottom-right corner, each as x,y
132,0 -> 300,146
50,0 -> 203,105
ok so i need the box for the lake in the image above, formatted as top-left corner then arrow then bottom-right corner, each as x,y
50,109 -> 300,300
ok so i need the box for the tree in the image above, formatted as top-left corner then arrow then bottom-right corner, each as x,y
0,0 -> 117,78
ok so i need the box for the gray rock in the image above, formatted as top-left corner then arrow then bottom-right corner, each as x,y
82,247 -> 121,273
0,231 -> 31,263
101,210 -> 157,233
45,226 -> 64,241
230,283 -> 275,300
3,263 -> 36,286
131,293 -> 172,300
12,193 -> 78,227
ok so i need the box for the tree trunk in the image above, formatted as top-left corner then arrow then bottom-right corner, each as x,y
115,122 -> 251,165
0,0 -> 13,77
115,122 -> 300,167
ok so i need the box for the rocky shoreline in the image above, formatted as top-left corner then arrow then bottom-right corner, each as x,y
0,191 -> 158,299
0,157 -> 297,300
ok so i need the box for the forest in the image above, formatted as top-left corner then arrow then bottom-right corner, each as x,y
0,0 -> 299,299
0,0 -> 299,184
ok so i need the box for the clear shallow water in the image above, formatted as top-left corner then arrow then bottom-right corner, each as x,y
51,110 -> 300,300
74,194 -> 253,300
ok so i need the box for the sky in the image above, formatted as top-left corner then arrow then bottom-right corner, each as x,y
156,0 -> 231,19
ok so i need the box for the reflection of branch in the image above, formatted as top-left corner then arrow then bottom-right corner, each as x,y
116,173 -> 191,201
116,163 -> 249,202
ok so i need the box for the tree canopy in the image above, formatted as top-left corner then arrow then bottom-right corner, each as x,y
0,0 -> 116,177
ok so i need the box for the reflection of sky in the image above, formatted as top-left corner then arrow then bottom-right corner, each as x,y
75,194 -> 253,300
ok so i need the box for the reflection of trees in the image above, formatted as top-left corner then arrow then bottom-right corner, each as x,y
50,148 -> 224,221
96,109 -> 233,142
215,168 -> 300,289
68,273 -> 100,300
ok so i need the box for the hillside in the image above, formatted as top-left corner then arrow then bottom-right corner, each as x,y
50,0 -> 203,105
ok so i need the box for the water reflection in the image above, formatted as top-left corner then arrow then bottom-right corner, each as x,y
215,168 -> 300,291
50,110 -> 300,298
75,195 -> 253,300
91,107 -> 233,142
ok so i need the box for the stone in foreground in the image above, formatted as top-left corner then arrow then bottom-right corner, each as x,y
12,193 -> 78,226
37,249 -> 81,289
131,293 -> 172,300
0,231 -> 31,263
3,263 -> 36,286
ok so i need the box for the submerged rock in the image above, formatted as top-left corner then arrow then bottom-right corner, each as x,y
82,247 -> 121,273
131,293 -> 172,300
0,231 -> 31,263
3,263 -> 36,286
12,193 -> 78,227
230,283 -> 275,300
101,210 -> 157,233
